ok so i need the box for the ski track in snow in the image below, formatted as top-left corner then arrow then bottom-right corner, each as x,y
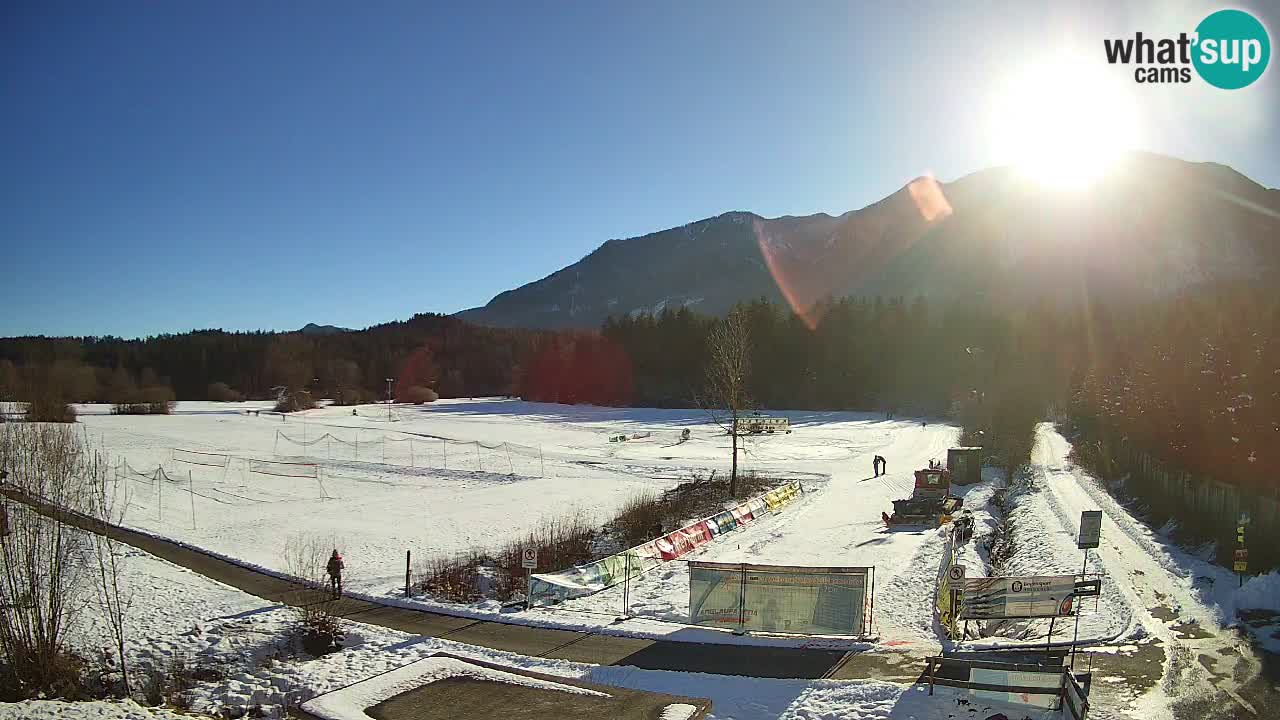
1031,423 -> 1262,719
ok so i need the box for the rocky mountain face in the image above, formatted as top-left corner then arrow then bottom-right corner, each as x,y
458,153 -> 1280,329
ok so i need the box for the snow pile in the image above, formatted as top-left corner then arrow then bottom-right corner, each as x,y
302,655 -> 608,720
658,703 -> 699,720
1230,570 -> 1280,613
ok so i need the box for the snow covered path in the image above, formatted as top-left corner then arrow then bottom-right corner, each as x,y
1030,423 -> 1265,719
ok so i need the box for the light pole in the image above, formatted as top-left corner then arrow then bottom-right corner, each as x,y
385,378 -> 394,422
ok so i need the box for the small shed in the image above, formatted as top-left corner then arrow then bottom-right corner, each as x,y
947,447 -> 983,485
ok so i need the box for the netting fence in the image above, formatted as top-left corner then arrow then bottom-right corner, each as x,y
273,429 -> 547,477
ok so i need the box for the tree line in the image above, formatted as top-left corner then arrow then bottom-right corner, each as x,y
2,283 -> 1275,494
0,313 -> 538,409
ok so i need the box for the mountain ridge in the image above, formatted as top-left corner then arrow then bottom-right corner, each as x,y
458,152 -> 1280,330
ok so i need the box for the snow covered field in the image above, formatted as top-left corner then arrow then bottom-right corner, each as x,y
9,403 -> 1278,719
78,399 -> 962,645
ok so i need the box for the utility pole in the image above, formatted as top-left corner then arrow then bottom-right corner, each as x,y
385,377 -> 394,422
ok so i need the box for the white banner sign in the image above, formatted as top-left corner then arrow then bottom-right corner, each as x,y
960,575 -> 1077,619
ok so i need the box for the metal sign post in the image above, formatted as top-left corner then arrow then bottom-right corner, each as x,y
949,564 -> 966,639
1236,512 -> 1250,587
1072,511 -> 1101,667
619,553 -> 632,621
521,548 -> 538,609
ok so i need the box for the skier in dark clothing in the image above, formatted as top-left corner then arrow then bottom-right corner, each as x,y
872,455 -> 887,477
326,549 -> 344,598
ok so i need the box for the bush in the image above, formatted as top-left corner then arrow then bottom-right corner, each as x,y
24,397 -> 76,423
420,552 -> 484,602
333,387 -> 370,406
274,390 -> 317,413
298,612 -> 344,657
613,490 -> 665,548
419,511 -> 597,602
280,534 -> 346,657
111,386 -> 174,415
207,381 -> 244,402
18,373 -> 77,423
400,385 -> 438,404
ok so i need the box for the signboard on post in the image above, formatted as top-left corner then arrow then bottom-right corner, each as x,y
521,548 -> 538,570
960,576 -> 1077,619
949,564 -> 967,582
1078,511 -> 1102,549
1073,578 -> 1101,597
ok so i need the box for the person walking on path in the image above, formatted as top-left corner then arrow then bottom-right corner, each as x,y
326,548 -> 344,598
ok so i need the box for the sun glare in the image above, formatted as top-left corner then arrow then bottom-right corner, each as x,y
988,51 -> 1140,188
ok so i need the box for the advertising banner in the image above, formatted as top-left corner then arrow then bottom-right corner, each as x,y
970,668 -> 1064,709
689,561 -> 871,635
656,521 -> 714,560
529,482 -> 803,606
709,510 -> 737,534
960,575 -> 1077,619
687,562 -> 744,627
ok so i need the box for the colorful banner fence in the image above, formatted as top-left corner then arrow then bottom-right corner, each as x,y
528,481 -> 804,607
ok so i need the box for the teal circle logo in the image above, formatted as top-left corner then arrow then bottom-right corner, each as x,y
1193,9 -> 1270,89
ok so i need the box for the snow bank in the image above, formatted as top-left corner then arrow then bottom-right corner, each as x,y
0,699 -> 194,720
659,703 -> 700,720
1231,570 -> 1280,613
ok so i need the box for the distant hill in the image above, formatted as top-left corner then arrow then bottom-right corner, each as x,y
458,153 -> 1280,329
298,323 -> 351,336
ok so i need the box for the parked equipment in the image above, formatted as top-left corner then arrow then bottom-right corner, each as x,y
885,466 -> 963,527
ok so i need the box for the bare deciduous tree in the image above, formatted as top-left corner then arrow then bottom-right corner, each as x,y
281,533 -> 346,656
0,423 -> 96,696
86,451 -> 132,695
700,307 -> 751,496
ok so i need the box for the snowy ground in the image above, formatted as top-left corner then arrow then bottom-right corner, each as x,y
28,401 -> 1277,720
1025,423 -> 1278,718
3,538 -> 1059,720
78,399 -> 962,647
552,421 -> 962,647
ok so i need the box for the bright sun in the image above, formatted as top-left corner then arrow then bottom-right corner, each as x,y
988,51 -> 1140,188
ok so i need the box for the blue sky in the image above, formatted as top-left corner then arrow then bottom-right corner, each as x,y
3,1 -> 1277,338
